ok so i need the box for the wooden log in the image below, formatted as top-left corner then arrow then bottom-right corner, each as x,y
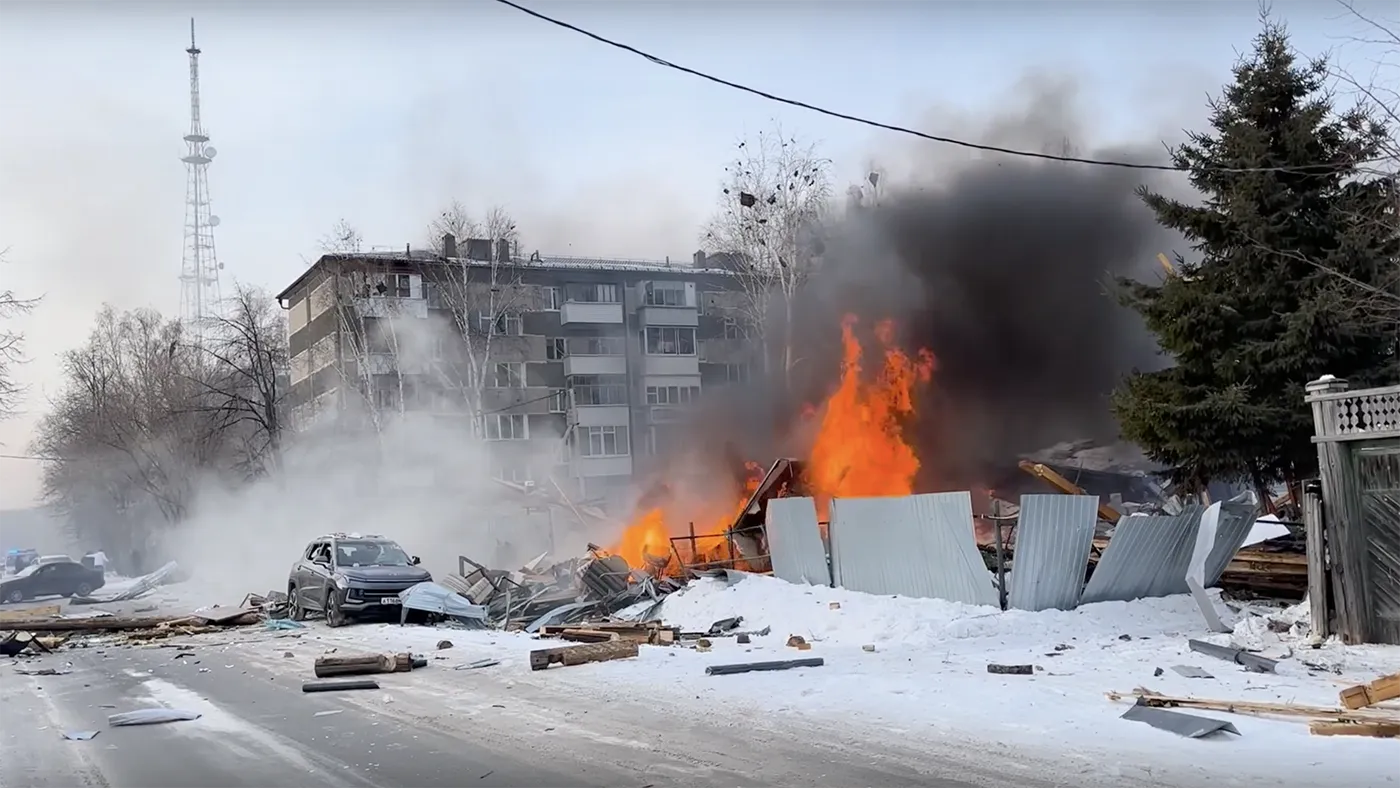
0,615 -> 179,632
1340,673 -> 1400,710
313,653 -> 395,678
529,639 -> 639,671
987,663 -> 1034,675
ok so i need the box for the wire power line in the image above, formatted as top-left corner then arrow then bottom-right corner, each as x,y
495,0 -> 1385,175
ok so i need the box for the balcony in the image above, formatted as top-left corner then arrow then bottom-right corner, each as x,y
570,404 -> 630,428
571,455 -> 633,478
561,301 -> 623,325
353,296 -> 428,320
563,354 -> 627,377
643,355 -> 700,377
638,305 -> 698,327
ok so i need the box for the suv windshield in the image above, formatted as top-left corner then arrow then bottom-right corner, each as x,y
334,540 -> 411,568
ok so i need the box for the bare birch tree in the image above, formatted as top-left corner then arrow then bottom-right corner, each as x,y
0,248 -> 38,420
32,307 -> 227,562
426,201 -> 522,256
320,219 -> 363,254
193,284 -> 289,477
431,253 -> 534,431
701,126 -> 833,391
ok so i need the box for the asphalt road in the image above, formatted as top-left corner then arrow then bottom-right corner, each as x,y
0,631 -> 1028,788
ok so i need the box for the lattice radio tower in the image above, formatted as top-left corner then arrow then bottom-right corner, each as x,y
179,18 -> 223,334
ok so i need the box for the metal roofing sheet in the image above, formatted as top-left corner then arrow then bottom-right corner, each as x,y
1007,494 -> 1098,612
1204,501 -> 1258,587
765,497 -> 831,586
1080,506 -> 1204,605
829,493 -> 997,607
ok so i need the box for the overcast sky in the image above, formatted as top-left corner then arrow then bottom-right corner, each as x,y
0,0 -> 1391,507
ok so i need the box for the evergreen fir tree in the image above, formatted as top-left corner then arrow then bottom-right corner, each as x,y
1114,19 -> 1398,493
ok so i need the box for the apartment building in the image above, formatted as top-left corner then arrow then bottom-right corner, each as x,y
274,236 -> 757,506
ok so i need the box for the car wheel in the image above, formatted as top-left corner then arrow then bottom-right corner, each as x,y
288,585 -> 306,621
324,591 -> 345,628
3,588 -> 24,604
74,582 -> 93,597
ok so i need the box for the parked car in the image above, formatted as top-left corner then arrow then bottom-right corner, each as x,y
0,559 -> 106,604
287,533 -> 429,627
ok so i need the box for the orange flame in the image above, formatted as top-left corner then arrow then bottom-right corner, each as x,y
806,315 -> 935,518
608,313 -> 935,569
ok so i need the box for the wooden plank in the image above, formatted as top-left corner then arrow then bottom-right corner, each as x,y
0,615 -> 180,632
1340,673 -> 1400,710
1310,720 -> 1400,738
1319,442 -> 1369,644
559,629 -> 619,643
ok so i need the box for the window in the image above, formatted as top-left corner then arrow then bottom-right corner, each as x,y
569,374 -> 628,406
721,363 -> 749,383
650,407 -> 684,423
495,463 -> 533,483
548,389 -> 567,413
645,385 -> 700,405
430,335 -> 447,361
644,281 -> 687,307
375,274 -> 411,298
644,326 -> 696,355
565,283 -> 620,303
545,337 -> 566,360
423,281 -> 445,309
489,362 -> 524,388
476,311 -> 523,337
722,318 -> 746,340
578,425 -> 630,457
374,386 -> 400,411
482,413 -> 528,440
569,336 -> 624,355
544,286 -> 561,310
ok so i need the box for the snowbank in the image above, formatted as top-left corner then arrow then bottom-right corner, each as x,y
303,575 -> 1400,788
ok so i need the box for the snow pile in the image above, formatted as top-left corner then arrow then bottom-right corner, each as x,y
654,573 -> 1208,647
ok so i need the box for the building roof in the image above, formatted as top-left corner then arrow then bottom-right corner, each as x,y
275,248 -> 741,303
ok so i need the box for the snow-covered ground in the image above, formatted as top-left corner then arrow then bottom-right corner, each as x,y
294,575 -> 1399,788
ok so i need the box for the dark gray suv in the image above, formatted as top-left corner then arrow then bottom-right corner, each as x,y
287,534 -> 430,627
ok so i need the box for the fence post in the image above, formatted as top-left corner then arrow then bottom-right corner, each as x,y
1304,375 -> 1368,644
1301,480 -> 1330,639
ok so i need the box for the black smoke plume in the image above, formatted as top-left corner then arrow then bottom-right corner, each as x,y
791,157 -> 1177,489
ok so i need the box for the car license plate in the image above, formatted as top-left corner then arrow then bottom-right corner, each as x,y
379,596 -> 400,605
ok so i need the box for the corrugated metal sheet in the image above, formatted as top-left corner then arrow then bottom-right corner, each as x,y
1204,501 -> 1258,587
1007,494 -> 1098,612
829,493 -> 998,607
1080,506 -> 1205,605
765,496 -> 830,586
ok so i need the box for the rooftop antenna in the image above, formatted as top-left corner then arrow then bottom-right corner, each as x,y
178,18 -> 224,338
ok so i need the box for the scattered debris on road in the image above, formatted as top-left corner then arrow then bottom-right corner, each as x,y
705,657 -> 825,676
529,639 -> 639,671
313,651 -> 415,678
72,562 -> 180,606
1120,699 -> 1241,738
455,658 -> 500,670
987,663 -> 1035,675
62,730 -> 100,741
1187,639 -> 1278,674
108,708 -> 202,727
1107,687 -> 1400,736
1339,671 -> 1400,710
302,678 -> 381,693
